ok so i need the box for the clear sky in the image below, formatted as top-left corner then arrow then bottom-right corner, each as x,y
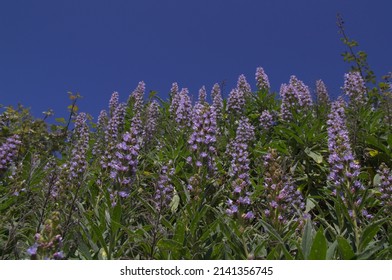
1,0 -> 391,120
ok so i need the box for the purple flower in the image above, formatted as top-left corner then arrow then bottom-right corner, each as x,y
259,110 -> 275,130
188,101 -> 218,176
255,67 -> 270,91
144,100 -> 160,144
129,81 -> 145,139
101,102 -> 126,168
27,243 -> 38,256
227,88 -> 245,116
0,134 -> 21,172
237,74 -> 251,97
316,79 -> 330,105
154,165 -> 174,211
377,163 -> 392,212
280,76 -> 312,121
262,148 -> 305,226
343,72 -> 367,106
211,83 -> 223,123
327,97 -> 370,220
109,92 -> 119,117
225,117 -> 255,217
69,113 -> 89,180
169,82 -> 180,118
289,75 -> 312,107
174,88 -> 193,130
198,86 -> 207,104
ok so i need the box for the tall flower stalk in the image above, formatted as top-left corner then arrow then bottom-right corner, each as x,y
261,148 -> 305,231
327,97 -> 371,248
226,117 -> 255,219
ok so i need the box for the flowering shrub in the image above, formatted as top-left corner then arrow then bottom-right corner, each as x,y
1,64 -> 391,260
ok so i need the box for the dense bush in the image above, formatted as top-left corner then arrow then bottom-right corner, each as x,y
1,64 -> 392,260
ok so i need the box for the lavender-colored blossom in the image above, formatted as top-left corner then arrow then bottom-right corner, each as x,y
144,100 -> 160,144
100,102 -> 126,168
69,113 -> 89,180
255,67 -> 270,91
188,101 -> 217,176
92,110 -> 108,156
27,243 -> 38,256
198,86 -> 207,104
174,88 -> 193,130
129,81 -> 145,137
280,83 -> 299,121
316,79 -> 330,105
377,163 -> 392,212
0,134 -> 21,172
227,88 -> 245,116
169,82 -> 180,118
327,97 -> 370,219
237,74 -> 251,97
108,128 -> 140,187
343,72 -> 367,106
211,83 -> 223,121
259,110 -> 275,131
289,75 -> 313,107
262,148 -> 305,226
225,117 -> 255,217
279,76 -> 312,121
327,98 -> 362,190
109,92 -> 119,117
154,165 -> 174,211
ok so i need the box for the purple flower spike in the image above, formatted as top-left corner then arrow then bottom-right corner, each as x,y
255,67 -> 270,91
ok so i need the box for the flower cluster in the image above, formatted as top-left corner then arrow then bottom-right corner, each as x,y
327,98 -> 362,190
108,129 -> 140,189
377,163 -> 392,213
0,134 -> 21,172
211,83 -> 223,121
227,88 -> 245,116
237,74 -> 251,97
188,101 -> 218,176
144,100 -> 160,144
316,79 -> 330,105
100,102 -> 126,168
262,148 -> 305,226
255,67 -> 270,91
226,117 -> 255,219
92,110 -> 108,156
69,113 -> 89,180
169,82 -> 180,118
154,164 -> 175,211
27,212 -> 64,260
109,92 -> 119,117
259,110 -> 276,131
327,98 -> 371,219
280,76 -> 312,121
129,81 -> 145,138
290,76 -> 312,106
198,86 -> 207,104
343,72 -> 367,107
174,88 -> 193,130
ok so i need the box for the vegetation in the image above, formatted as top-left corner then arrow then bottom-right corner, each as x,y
1,16 -> 391,260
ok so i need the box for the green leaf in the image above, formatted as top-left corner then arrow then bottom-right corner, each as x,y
308,227 -> 327,260
326,240 -> 338,260
55,117 -> 66,124
301,217 -> 313,259
305,148 -> 323,163
337,236 -> 355,260
359,221 -> 383,252
170,191 -> 180,213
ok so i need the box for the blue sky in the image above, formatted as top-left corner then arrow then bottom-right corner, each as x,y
1,0 -> 391,120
